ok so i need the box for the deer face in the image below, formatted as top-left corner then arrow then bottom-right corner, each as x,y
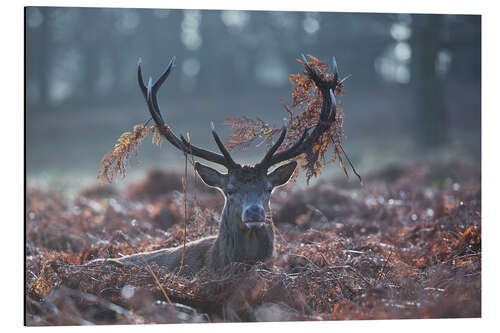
138,55 -> 339,231
195,161 -> 297,230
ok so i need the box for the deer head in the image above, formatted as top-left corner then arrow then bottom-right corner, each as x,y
195,161 -> 296,230
136,54 -> 339,235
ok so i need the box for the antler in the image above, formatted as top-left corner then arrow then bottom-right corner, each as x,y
137,57 -> 238,170
256,55 -> 341,171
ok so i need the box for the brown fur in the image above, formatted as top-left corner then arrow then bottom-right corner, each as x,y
90,162 -> 296,278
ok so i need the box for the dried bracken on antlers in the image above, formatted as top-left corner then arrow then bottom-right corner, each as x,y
98,124 -> 162,184
226,54 -> 361,183
98,56 -> 240,184
225,116 -> 282,152
99,54 -> 360,184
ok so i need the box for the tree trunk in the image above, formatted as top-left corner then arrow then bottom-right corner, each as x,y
411,14 -> 447,148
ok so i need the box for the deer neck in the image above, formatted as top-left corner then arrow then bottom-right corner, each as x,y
213,200 -> 275,267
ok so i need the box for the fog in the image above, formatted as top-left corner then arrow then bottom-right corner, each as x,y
25,7 -> 481,193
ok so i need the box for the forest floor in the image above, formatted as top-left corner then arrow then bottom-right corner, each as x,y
25,158 -> 481,325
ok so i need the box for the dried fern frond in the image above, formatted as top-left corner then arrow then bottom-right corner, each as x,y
224,117 -> 282,151
98,123 -> 163,184
98,55 -> 360,185
226,54 -> 362,184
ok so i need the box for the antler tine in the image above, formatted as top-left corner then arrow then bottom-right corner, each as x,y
145,76 -> 165,124
332,56 -> 339,76
340,74 -> 352,84
210,122 -> 238,168
256,118 -> 288,169
301,53 -> 308,65
137,58 -> 146,97
329,88 -> 336,119
181,122 -> 234,164
295,85 -> 335,148
138,57 -> 237,169
260,55 -> 340,169
150,57 -> 175,121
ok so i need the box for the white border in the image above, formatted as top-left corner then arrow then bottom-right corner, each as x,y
16,0 -> 486,14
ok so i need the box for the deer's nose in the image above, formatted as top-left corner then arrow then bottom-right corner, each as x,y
243,204 -> 266,223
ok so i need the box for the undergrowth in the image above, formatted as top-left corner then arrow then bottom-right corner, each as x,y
26,159 -> 481,325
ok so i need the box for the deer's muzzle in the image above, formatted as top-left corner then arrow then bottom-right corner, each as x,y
242,204 -> 266,229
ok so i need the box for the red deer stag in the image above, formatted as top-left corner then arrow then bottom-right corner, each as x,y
94,54 -> 341,277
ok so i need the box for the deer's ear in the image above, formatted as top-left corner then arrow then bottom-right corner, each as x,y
194,162 -> 226,188
268,161 -> 297,187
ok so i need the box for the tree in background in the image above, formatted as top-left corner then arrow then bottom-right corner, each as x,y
25,8 -> 481,161
411,14 -> 447,149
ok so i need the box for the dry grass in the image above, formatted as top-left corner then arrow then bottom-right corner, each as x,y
26,159 -> 480,325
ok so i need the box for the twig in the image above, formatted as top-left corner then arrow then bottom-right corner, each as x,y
115,234 -> 172,303
344,249 -> 365,255
177,150 -> 189,276
288,253 -> 321,270
145,263 -> 172,303
339,143 -> 363,184
376,250 -> 393,283
344,264 -> 373,288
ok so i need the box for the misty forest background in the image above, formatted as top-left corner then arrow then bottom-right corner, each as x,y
25,7 -> 481,194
